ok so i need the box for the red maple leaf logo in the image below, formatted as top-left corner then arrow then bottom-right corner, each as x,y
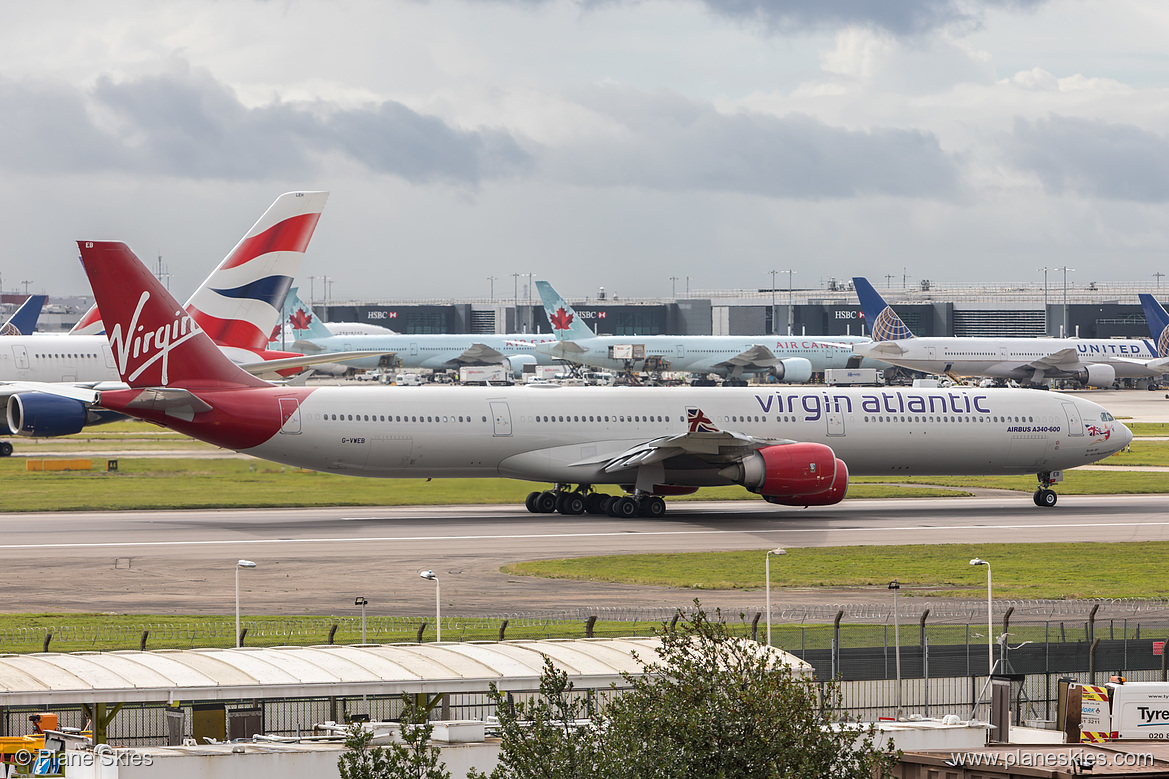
550,307 -> 574,331
289,308 -> 314,330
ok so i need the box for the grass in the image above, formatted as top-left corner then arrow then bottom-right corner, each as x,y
1129,422 -> 1169,437
502,541 -> 1169,600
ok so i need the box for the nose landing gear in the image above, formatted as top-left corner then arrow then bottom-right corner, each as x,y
1033,470 -> 1062,507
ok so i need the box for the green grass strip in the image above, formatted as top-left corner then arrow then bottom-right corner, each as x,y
502,541 -> 1169,600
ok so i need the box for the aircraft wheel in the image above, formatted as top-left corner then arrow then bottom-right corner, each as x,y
609,497 -> 638,518
556,492 -> 586,515
1036,488 -> 1057,507
638,496 -> 667,518
535,491 -> 558,513
0,441 -> 11,457
524,492 -> 541,513
585,493 -> 608,514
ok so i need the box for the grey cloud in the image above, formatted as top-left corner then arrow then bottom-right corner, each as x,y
475,0 -> 1049,36
1005,116 -> 1169,202
698,0 -> 1048,36
0,64 -> 531,186
550,88 -> 960,199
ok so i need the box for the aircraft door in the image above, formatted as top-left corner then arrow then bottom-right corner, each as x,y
278,398 -> 302,434
12,345 -> 29,370
825,409 -> 845,436
102,345 -> 116,369
926,346 -> 936,362
676,344 -> 685,359
1062,402 -> 1084,436
410,342 -> 419,357
489,401 -> 513,436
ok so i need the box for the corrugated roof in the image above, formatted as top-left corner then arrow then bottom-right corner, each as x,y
0,638 -> 812,706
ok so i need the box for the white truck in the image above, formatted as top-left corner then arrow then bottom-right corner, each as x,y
459,366 -> 510,385
1077,681 -> 1169,740
825,368 -> 882,387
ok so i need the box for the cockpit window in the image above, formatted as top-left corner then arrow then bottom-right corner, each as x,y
1101,412 -> 1114,422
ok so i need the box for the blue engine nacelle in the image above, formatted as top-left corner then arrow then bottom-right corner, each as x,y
770,357 -> 813,384
502,354 -> 538,379
6,393 -> 119,437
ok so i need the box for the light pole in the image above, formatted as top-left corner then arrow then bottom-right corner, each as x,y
889,580 -> 902,714
765,548 -> 786,646
420,570 -> 440,642
1037,267 -> 1050,335
768,271 -> 778,335
1057,266 -> 1074,337
487,276 -> 498,301
970,558 -> 993,675
1156,272 -> 1165,290
235,560 -> 257,648
355,597 -> 368,644
781,269 -> 796,335
670,276 -> 679,299
685,276 -> 693,297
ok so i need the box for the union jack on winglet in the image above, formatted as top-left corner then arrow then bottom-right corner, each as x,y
687,407 -> 719,433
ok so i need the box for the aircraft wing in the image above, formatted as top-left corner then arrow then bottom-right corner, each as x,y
572,429 -> 789,473
118,388 -> 213,415
1025,347 -> 1082,372
443,343 -> 510,366
0,381 -> 102,404
856,340 -> 907,356
537,341 -> 590,360
711,345 -> 781,371
237,350 -> 390,376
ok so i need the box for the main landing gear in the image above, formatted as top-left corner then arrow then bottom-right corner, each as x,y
524,485 -> 667,518
1033,470 -> 1060,507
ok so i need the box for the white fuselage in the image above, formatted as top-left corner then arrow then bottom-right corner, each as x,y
287,333 -> 560,371
0,335 -> 119,383
539,336 -> 884,375
853,336 -> 1160,381
243,385 -> 1128,485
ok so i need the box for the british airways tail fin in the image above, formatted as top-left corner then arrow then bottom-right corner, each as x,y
1140,294 -> 1169,359
852,277 -> 915,342
2,294 -> 47,335
536,281 -> 596,341
69,303 -> 104,335
280,286 -> 334,340
185,191 -> 329,351
77,241 -> 267,389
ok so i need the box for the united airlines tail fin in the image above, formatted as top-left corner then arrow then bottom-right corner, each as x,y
1140,293 -> 1169,359
76,241 -> 267,389
279,287 -> 334,341
1,294 -> 47,335
852,277 -> 916,342
536,281 -> 596,341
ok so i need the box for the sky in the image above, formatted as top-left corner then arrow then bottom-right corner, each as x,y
3,0 -> 1169,302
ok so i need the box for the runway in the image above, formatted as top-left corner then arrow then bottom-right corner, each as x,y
4,493 -> 1168,617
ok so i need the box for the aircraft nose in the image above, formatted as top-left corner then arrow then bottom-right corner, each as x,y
1117,421 -> 1134,452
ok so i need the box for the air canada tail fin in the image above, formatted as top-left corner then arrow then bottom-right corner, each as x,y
281,286 -> 334,340
77,241 -> 268,389
2,294 -> 47,335
185,191 -> 329,351
535,281 -> 596,341
1140,293 -> 1169,359
852,277 -> 915,342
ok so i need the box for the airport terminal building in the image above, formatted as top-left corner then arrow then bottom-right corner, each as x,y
314,279 -> 1162,340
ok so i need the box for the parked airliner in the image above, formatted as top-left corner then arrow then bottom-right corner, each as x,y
30,239 -> 1132,515
851,277 -> 1167,387
281,302 -> 559,378
0,295 -> 47,336
0,192 -> 370,454
535,281 -> 884,385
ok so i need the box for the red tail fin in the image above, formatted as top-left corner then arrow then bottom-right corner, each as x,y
77,241 -> 268,389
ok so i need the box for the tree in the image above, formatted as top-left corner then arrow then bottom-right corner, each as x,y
338,697 -> 451,779
474,604 -> 898,779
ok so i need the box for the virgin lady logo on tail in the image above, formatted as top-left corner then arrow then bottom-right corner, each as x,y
108,291 -> 203,385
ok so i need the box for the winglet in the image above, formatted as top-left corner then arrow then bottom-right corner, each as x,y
852,277 -> 915,342
536,281 -> 596,341
1140,294 -> 1169,359
686,407 -> 720,433
77,241 -> 268,390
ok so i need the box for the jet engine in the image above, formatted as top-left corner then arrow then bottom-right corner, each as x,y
7,394 -> 121,437
769,357 -> 813,384
1075,363 -> 1116,388
764,458 -> 848,506
502,355 -> 538,379
718,442 -> 845,505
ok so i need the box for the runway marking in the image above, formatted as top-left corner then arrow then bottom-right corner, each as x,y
2,519 -> 1169,550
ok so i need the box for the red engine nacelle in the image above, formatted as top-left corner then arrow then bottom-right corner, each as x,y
721,442 -> 840,499
764,458 -> 849,507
